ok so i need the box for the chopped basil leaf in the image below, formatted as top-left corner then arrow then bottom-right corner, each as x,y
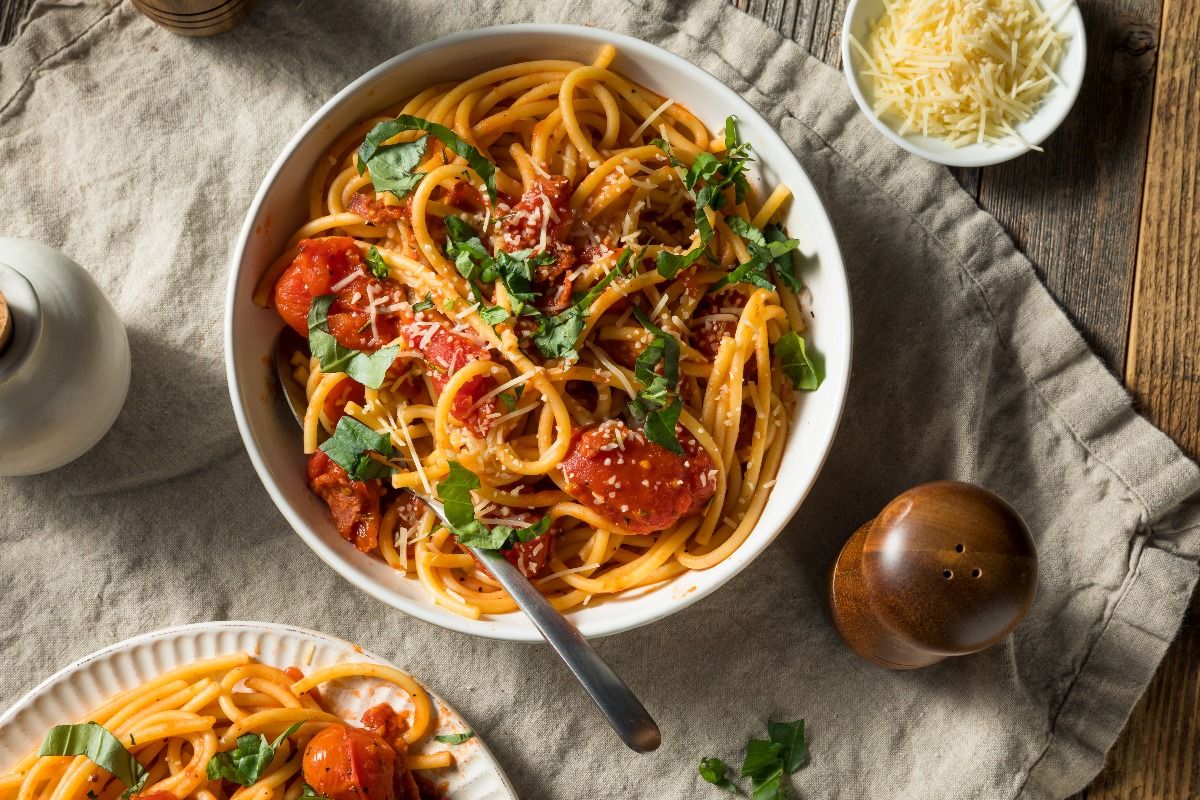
653,119 -> 753,279
699,757 -> 738,792
307,295 -> 398,389
701,718 -> 809,799
628,306 -> 683,453
319,416 -> 396,481
445,216 -> 553,319
710,218 -> 802,295
412,293 -> 435,312
356,122 -> 429,199
775,331 -> 823,391
205,722 -> 303,787
39,723 -> 148,799
434,730 -> 476,745
384,115 -> 496,201
763,224 -> 802,292
767,720 -> 808,774
478,305 -> 511,326
436,462 -> 550,549
300,784 -> 329,800
498,385 -> 525,411
366,246 -> 390,279
531,249 -> 633,360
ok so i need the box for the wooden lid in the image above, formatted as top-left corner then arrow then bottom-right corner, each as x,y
861,481 -> 1037,655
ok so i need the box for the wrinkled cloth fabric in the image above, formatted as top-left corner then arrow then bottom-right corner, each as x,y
2,1 -> 1198,798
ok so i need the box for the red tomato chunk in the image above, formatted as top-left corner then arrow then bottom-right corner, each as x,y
307,450 -> 382,553
560,419 -> 716,533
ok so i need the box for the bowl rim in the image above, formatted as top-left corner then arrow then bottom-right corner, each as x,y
224,22 -> 852,641
840,0 -> 1088,168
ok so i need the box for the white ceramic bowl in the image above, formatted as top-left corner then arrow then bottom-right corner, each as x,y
842,0 -> 1087,167
225,24 -> 851,641
0,622 -> 517,800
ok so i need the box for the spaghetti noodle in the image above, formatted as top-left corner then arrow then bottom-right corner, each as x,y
254,44 -> 823,619
0,654 -> 448,800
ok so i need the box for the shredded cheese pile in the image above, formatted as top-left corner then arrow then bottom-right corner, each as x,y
850,0 -> 1069,147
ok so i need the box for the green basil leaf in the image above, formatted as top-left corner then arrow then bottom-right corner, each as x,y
366,246 -> 390,279
412,293 -> 435,312
699,756 -> 739,792
763,224 -> 802,291
749,765 -> 784,800
306,294 -> 398,390
775,331 -> 823,391
643,398 -> 683,454
479,305 -> 511,326
39,723 -> 147,798
531,249 -> 632,360
434,730 -> 475,745
766,720 -> 807,774
357,120 -> 429,198
656,246 -> 705,279
301,783 -> 329,800
725,216 -> 766,246
498,385 -> 524,412
388,115 -> 497,201
740,740 -> 783,781
205,733 -> 276,787
318,416 -> 396,482
437,461 -> 482,533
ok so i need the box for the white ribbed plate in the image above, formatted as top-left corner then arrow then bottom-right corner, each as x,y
0,622 -> 517,800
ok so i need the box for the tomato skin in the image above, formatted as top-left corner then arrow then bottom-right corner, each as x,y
302,725 -> 396,800
323,379 -> 366,425
560,420 -> 716,533
401,322 -> 496,436
504,530 -> 555,578
307,451 -> 382,553
272,237 -> 402,352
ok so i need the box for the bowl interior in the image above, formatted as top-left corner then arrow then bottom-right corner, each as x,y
226,25 -> 851,641
842,0 -> 1087,167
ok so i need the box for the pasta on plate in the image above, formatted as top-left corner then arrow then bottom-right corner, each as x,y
0,654 -> 455,800
253,43 -> 823,620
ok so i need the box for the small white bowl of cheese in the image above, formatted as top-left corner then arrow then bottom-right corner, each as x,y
842,0 -> 1087,168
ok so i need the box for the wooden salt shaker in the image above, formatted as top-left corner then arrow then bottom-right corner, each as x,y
828,481 -> 1037,669
130,0 -> 257,37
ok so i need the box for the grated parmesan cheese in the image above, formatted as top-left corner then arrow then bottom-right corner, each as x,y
850,0 -> 1068,147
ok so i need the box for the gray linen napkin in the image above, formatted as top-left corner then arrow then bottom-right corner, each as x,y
2,1 -> 1199,798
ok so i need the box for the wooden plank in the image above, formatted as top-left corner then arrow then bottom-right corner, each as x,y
1082,0 -> 1200,794
973,0 -> 1162,375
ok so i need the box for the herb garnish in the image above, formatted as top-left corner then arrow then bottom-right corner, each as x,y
38,723 -> 147,799
300,784 -> 328,800
358,116 -> 496,201
708,217 -> 801,295
434,730 -> 475,745
412,293 -> 435,312
652,116 -> 753,279
319,416 -> 397,482
444,215 -> 556,323
699,719 -> 808,800
775,331 -> 824,391
629,306 -> 684,453
206,722 -> 304,787
366,246 -> 390,280
530,248 -> 634,361
307,295 -> 398,390
498,385 -> 525,412
436,462 -> 551,549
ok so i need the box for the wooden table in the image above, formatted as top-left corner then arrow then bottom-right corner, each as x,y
2,0 -> 1197,795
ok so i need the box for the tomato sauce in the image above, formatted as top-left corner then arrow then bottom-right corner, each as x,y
348,192 -> 408,226
307,451 -> 382,553
560,419 -> 717,533
498,175 -> 576,313
399,321 -> 496,437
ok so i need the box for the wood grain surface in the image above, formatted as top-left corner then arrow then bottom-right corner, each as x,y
1,0 -> 1196,796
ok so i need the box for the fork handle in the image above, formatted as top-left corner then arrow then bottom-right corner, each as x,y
409,492 -> 661,752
